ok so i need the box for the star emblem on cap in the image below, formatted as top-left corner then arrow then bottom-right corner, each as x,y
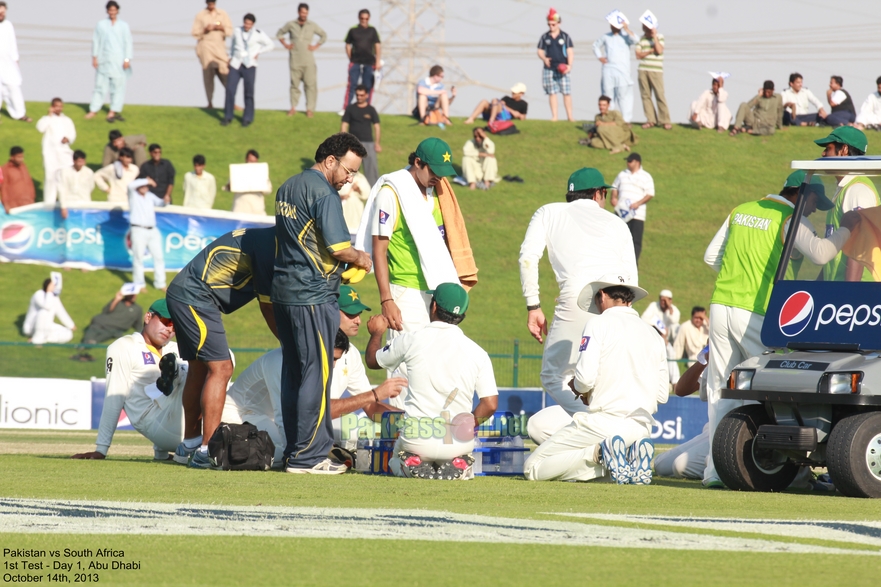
348,290 -> 359,301
443,151 -> 451,162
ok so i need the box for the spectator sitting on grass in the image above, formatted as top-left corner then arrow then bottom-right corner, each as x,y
584,95 -> 635,154
412,64 -> 455,126
730,80 -> 783,136
464,83 -> 528,124
855,76 -> 881,131
462,127 -> 500,190
71,287 -> 143,362
823,75 -> 857,127
22,277 -> 76,345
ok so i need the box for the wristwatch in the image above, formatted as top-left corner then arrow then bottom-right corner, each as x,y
527,304 -> 541,311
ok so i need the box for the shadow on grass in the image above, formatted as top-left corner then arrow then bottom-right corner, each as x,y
12,312 -> 24,334
198,107 -> 224,122
299,157 -> 313,172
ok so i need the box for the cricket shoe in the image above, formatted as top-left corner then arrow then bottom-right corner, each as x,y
173,442 -> 196,465
187,449 -> 213,469
436,455 -> 474,481
600,435 -> 631,484
285,457 -> 348,475
156,353 -> 178,395
400,452 -> 436,479
628,438 -> 655,485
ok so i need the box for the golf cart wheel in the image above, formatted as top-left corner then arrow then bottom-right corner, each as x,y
713,404 -> 798,492
827,412 -> 881,498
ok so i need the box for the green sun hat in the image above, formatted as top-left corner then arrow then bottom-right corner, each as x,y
428,282 -> 469,316
415,137 -> 456,176
567,167 -> 612,192
148,299 -> 171,319
783,170 -> 833,210
338,285 -> 371,314
814,126 -> 868,153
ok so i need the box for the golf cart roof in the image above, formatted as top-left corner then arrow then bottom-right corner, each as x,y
791,156 -> 881,174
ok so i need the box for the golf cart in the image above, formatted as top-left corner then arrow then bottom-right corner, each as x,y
714,157 -> 881,498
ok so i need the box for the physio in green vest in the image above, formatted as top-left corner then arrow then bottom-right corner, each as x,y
814,126 -> 879,281
700,170 -> 859,488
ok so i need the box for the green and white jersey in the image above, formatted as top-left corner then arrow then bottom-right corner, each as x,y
637,34 -> 664,72
823,175 -> 880,282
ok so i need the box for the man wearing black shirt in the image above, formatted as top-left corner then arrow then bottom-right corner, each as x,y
465,83 -> 529,124
273,132 -> 372,474
138,144 -> 176,204
341,85 -> 381,185
342,9 -> 381,109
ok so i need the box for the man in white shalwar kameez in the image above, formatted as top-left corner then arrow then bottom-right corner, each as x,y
86,1 -> 133,123
855,77 -> 881,130
690,76 -> 731,132
23,278 -> 76,345
36,98 -> 76,206
0,3 -> 28,122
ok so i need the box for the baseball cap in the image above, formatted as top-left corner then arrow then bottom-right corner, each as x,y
814,126 -> 868,153
577,273 -> 648,315
783,170 -> 832,210
148,299 -> 171,319
415,137 -> 455,177
429,282 -> 469,316
568,167 -> 612,192
510,82 -> 527,95
659,289 -> 673,299
625,152 -> 642,163
338,285 -> 371,314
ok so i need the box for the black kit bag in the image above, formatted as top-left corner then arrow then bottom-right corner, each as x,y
207,422 -> 275,471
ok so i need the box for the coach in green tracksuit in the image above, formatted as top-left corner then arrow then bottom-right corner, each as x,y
700,171 -> 860,488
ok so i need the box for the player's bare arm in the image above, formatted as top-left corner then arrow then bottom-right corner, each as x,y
332,245 -> 372,272
71,451 -> 105,460
526,308 -> 547,343
364,314 -> 389,369
372,235 -> 403,330
329,376 -> 407,418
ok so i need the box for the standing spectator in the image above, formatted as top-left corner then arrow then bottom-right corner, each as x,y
225,149 -> 272,215
464,83 -> 529,125
339,171 -> 370,236
191,0 -> 232,109
413,65 -> 455,125
585,95 -> 635,154
94,146 -> 138,204
138,144 -> 175,204
182,154 -> 216,210
635,10 -> 670,130
223,13 -> 273,127
672,307 -> 709,362
102,129 -> 147,167
271,133 -> 372,474
537,8 -> 574,122
781,73 -> 827,126
690,75 -> 731,132
1,146 -> 34,212
342,9 -> 381,110
824,75 -> 857,127
593,10 -> 637,123
0,2 -> 29,122
641,289 -> 681,340
36,98 -> 76,206
57,150 -> 95,220
610,152 -> 654,263
277,3 -> 326,118
730,81 -> 783,136
341,84 -> 381,185
127,177 -> 169,291
71,288 -> 142,362
86,1 -> 132,123
462,127 -> 500,190
856,76 -> 881,131
23,278 -> 76,345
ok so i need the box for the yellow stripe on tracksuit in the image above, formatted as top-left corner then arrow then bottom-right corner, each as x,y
295,306 -> 330,459
188,305 -> 208,359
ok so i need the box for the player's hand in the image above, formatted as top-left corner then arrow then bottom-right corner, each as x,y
841,210 -> 862,231
375,376 -> 407,400
381,299 -> 403,331
354,249 -> 372,272
527,308 -> 548,344
367,314 -> 389,335
71,451 -> 105,460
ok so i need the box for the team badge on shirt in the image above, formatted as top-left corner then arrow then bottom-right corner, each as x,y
142,352 -> 156,365
379,210 -> 390,225
579,336 -> 590,352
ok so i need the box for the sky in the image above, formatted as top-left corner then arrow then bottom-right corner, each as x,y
9,0 -> 881,121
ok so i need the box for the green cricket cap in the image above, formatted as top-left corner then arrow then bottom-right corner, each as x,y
338,285 -> 371,314
814,126 -> 868,153
567,167 -> 612,192
429,282 -> 469,316
148,299 -> 171,319
783,170 -> 832,210
415,137 -> 456,176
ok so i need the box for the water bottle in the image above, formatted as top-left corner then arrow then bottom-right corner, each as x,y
355,433 -> 371,473
511,436 -> 525,474
500,436 -> 514,473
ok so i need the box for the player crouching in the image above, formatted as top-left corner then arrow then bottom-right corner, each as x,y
365,283 -> 498,479
524,274 -> 669,484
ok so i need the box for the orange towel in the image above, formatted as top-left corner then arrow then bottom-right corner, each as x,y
436,177 -> 479,290
842,207 -> 881,281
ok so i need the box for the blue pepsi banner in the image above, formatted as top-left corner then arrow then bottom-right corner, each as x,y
0,203 -> 272,271
763,280 -> 881,350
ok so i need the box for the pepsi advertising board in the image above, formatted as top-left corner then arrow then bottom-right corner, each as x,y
0,204 -> 272,271
762,280 -> 881,350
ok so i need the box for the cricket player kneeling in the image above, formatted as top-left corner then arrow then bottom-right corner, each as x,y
524,274 -> 669,485
365,283 -> 499,480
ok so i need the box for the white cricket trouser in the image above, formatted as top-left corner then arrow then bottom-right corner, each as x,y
524,411 -> 650,482
527,405 -> 572,445
130,226 -> 166,289
137,385 -> 185,455
385,284 -> 432,410
654,423 -> 709,479
541,296 -> 592,416
704,303 -> 765,483
1,81 -> 25,120
388,433 -> 475,477
222,387 -> 285,465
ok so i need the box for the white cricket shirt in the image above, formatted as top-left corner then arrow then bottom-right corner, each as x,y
612,168 -> 655,222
